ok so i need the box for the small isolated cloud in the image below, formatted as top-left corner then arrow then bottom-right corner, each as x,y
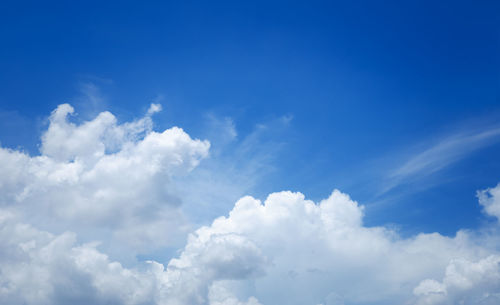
0,104 -> 500,305
147,103 -> 163,115
478,183 -> 500,221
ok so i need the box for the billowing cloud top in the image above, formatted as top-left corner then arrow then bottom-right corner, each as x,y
0,104 -> 209,250
0,104 -> 499,305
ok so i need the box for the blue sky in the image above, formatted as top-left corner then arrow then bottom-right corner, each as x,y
0,1 -> 500,304
2,0 -> 498,234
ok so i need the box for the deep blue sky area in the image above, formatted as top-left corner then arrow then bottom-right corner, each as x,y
0,0 -> 499,236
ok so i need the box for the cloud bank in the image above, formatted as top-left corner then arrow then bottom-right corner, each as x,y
0,104 -> 499,305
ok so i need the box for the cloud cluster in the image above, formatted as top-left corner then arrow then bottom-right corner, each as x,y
0,103 -> 209,253
0,213 -> 156,305
0,212 -> 263,305
172,190 -> 500,305
414,255 -> 500,305
0,104 -> 499,305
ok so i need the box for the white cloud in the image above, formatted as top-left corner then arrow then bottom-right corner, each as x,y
414,255 -> 500,305
169,190 -> 500,305
0,213 -> 265,305
0,103 -> 210,254
478,183 -> 500,221
0,213 -> 163,305
382,126 -> 500,194
0,186 -> 490,305
147,103 -> 163,115
208,282 -> 262,305
1,103 -> 500,305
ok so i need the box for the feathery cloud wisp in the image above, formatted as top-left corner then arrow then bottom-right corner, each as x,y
382,126 -> 500,194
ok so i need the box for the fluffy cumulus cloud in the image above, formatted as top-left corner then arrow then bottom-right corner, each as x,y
0,103 -> 209,252
0,104 -> 500,305
413,255 -> 500,305
172,190 -> 500,305
0,212 -> 262,305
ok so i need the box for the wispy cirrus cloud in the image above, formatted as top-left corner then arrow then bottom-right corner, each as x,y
380,124 -> 500,195
175,112 -> 293,225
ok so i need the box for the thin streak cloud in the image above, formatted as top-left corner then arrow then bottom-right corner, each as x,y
381,125 -> 500,194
